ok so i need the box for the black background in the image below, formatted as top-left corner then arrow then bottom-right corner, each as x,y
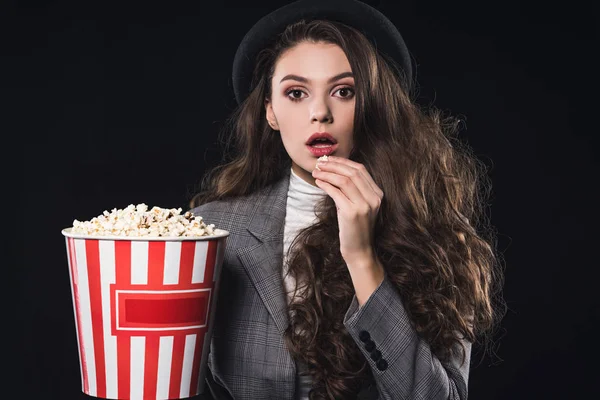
8,0 -> 598,398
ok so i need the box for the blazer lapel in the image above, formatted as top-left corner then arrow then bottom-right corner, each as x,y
231,168 -> 380,399
235,168 -> 292,335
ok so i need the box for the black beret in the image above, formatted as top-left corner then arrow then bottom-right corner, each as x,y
232,0 -> 413,105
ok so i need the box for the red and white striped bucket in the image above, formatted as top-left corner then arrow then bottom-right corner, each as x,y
61,227 -> 229,400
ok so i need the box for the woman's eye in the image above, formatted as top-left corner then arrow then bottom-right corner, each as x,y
286,89 -> 305,101
336,87 -> 355,98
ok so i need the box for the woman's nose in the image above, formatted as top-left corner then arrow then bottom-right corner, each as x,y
311,100 -> 333,123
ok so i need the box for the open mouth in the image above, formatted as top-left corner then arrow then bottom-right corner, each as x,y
305,132 -> 338,156
308,138 -> 335,147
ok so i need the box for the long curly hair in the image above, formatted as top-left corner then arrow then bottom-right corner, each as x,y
189,19 -> 506,400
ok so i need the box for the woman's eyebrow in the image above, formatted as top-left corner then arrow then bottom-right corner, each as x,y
279,71 -> 354,84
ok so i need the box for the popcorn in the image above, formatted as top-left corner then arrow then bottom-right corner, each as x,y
315,155 -> 329,171
71,203 -> 216,237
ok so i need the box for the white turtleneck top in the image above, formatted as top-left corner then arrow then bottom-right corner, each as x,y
282,166 -> 327,400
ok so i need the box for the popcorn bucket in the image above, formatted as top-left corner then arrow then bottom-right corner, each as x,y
61,228 -> 229,399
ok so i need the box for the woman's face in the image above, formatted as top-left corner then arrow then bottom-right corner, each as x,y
265,41 -> 356,187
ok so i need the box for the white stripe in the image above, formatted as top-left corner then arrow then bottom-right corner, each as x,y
130,244 -> 147,400
192,242 -> 208,283
130,241 -> 148,284
65,238 -> 84,390
98,240 -> 118,398
214,238 -> 226,282
74,239 -> 97,396
179,334 -> 197,398
130,337 -> 146,400
156,336 -> 174,399
163,242 -> 181,285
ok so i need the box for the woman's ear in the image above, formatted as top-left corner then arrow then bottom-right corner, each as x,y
264,99 -> 280,131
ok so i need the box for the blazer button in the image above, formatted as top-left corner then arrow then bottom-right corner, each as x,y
370,349 -> 382,362
364,339 -> 376,352
359,330 -> 370,342
376,358 -> 388,371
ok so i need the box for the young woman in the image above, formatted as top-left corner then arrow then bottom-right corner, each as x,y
189,1 -> 505,399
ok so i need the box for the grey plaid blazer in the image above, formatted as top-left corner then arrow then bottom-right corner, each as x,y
191,168 -> 471,400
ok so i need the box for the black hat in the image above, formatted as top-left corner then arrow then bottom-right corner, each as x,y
232,0 -> 414,105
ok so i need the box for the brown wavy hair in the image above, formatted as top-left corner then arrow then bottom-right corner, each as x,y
189,19 -> 506,400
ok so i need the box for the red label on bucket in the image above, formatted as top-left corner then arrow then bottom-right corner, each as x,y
116,289 -> 211,331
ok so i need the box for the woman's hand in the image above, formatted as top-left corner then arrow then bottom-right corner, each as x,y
312,156 -> 384,267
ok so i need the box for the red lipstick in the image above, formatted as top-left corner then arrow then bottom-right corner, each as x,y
306,132 -> 338,157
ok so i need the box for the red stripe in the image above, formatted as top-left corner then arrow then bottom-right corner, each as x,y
179,241 -> 195,286
148,241 -> 165,288
143,242 -> 165,399
68,238 -> 89,394
189,331 -> 206,396
85,240 -> 107,398
169,336 -> 186,398
115,241 -> 131,399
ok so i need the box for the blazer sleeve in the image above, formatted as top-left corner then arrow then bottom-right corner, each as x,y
343,273 -> 472,400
